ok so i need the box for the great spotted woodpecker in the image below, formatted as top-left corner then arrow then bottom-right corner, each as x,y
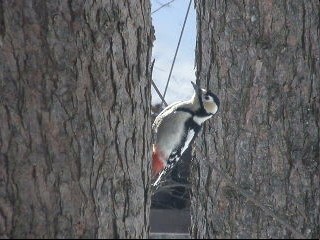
152,81 -> 220,186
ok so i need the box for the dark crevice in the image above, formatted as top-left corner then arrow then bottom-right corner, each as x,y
0,0 -> 5,39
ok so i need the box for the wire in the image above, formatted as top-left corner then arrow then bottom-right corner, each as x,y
161,0 -> 192,105
152,0 -> 176,14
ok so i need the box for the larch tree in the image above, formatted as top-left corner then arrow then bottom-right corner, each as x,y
191,0 -> 319,239
0,0 -> 153,238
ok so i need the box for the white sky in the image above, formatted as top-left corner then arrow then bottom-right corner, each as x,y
151,0 -> 197,105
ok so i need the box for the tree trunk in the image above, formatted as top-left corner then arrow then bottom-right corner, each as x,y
0,0 -> 153,238
191,0 -> 319,238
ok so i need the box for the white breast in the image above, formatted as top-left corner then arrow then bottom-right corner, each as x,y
193,115 -> 212,125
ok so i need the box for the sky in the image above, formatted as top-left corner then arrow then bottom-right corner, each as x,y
151,0 -> 197,105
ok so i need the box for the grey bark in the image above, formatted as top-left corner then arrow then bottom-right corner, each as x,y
0,0 -> 153,238
191,0 -> 320,239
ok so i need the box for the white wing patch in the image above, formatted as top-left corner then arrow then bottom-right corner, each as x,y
152,170 -> 165,186
181,129 -> 195,155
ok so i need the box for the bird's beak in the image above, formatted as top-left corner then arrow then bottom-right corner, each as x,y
191,81 -> 200,91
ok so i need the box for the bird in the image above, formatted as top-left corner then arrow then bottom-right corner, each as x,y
151,81 -> 220,186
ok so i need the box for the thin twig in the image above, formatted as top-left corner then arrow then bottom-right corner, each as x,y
151,59 -> 168,107
151,80 -> 168,107
152,0 -> 176,14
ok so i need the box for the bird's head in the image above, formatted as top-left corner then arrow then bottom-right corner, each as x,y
191,81 -> 220,116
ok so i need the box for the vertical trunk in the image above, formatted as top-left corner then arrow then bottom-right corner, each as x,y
192,0 -> 319,238
0,0 -> 152,238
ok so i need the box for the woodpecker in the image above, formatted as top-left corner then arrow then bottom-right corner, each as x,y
152,81 -> 220,186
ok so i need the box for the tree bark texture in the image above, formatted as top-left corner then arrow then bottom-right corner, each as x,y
192,0 -> 319,238
0,0 -> 152,238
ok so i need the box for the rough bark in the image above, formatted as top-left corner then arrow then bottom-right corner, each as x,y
0,0 -> 152,238
191,0 -> 320,239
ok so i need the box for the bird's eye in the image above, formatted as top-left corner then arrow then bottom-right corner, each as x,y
204,95 -> 210,101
